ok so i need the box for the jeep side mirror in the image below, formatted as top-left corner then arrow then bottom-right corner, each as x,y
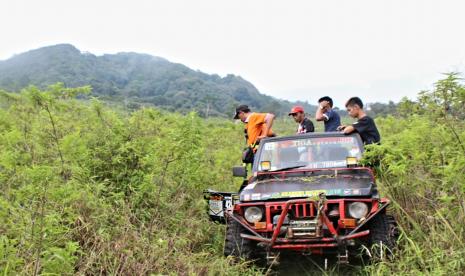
232,166 -> 247,177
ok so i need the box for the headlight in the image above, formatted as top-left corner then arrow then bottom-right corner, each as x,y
348,202 -> 369,219
244,206 -> 263,223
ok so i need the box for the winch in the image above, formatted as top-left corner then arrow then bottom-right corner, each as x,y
287,219 -> 319,238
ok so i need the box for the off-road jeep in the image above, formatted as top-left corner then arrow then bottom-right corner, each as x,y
204,133 -> 398,265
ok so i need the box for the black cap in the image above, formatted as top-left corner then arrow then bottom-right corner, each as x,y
234,105 -> 250,119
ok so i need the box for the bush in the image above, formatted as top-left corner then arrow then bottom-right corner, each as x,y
0,84 -> 259,275
362,73 -> 465,274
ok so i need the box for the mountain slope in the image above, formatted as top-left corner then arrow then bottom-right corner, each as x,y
0,44 -> 315,116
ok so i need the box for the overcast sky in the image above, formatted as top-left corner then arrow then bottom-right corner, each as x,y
1,0 -> 464,107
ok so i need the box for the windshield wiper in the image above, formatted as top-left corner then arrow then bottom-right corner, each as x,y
269,165 -> 307,172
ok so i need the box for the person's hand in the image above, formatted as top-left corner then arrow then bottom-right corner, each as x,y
257,135 -> 267,141
319,100 -> 329,110
337,125 -> 346,131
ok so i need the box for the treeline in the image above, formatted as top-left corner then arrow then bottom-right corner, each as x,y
0,44 -> 316,117
0,44 -> 407,119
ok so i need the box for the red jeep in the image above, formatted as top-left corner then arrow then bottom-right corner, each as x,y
204,133 -> 398,265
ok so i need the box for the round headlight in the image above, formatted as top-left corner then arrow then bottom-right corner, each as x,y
348,202 -> 369,219
244,207 -> 263,223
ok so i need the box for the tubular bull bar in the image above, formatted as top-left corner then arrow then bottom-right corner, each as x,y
225,197 -> 390,251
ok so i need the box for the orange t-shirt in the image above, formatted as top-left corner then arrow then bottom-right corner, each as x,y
245,113 -> 273,146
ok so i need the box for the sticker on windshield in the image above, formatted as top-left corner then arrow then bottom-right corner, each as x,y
270,189 -> 345,198
292,137 -> 355,147
264,142 -> 277,150
306,161 -> 347,168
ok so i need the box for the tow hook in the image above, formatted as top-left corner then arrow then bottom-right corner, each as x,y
336,237 -> 349,264
337,249 -> 349,264
266,251 -> 280,266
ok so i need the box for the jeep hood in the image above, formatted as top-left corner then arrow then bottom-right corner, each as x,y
239,176 -> 374,201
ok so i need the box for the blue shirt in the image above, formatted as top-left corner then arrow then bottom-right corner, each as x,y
323,109 -> 341,132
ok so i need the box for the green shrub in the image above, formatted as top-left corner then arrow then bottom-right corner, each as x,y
0,74 -> 464,275
0,84 -> 258,275
362,73 -> 465,275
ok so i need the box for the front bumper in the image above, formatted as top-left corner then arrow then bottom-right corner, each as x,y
225,198 -> 389,251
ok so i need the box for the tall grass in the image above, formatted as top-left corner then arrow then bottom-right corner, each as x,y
0,85 -> 261,275
361,74 -> 465,275
0,73 -> 464,275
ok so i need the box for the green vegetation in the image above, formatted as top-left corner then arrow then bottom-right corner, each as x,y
362,73 -> 465,274
0,44 -> 316,117
0,73 -> 463,275
0,83 -> 257,274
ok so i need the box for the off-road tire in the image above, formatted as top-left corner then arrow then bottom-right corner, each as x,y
223,217 -> 256,261
365,213 -> 399,260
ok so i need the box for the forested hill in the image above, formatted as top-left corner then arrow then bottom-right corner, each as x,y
0,44 -> 316,116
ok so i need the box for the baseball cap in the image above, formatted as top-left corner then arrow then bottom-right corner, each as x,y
233,105 -> 250,119
288,106 -> 304,115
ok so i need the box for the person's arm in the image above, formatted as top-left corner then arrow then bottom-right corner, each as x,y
261,113 -> 275,137
342,125 -> 355,134
340,118 -> 367,134
315,101 -> 329,121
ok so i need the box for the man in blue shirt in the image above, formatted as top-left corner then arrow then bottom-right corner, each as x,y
315,96 -> 341,132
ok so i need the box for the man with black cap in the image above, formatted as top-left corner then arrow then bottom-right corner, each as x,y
288,105 -> 314,134
234,105 -> 275,148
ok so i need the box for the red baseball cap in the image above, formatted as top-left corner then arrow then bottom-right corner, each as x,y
288,105 -> 304,115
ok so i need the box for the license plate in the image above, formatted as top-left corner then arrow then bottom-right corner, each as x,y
224,196 -> 232,209
209,200 -> 223,216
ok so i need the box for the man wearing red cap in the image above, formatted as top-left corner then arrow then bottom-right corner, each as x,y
288,106 -> 315,134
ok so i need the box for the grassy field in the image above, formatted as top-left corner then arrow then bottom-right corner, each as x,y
0,74 -> 464,275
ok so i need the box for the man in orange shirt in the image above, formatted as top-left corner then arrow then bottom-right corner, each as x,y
234,105 -> 275,148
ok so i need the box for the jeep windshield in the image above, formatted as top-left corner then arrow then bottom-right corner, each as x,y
256,135 -> 363,172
